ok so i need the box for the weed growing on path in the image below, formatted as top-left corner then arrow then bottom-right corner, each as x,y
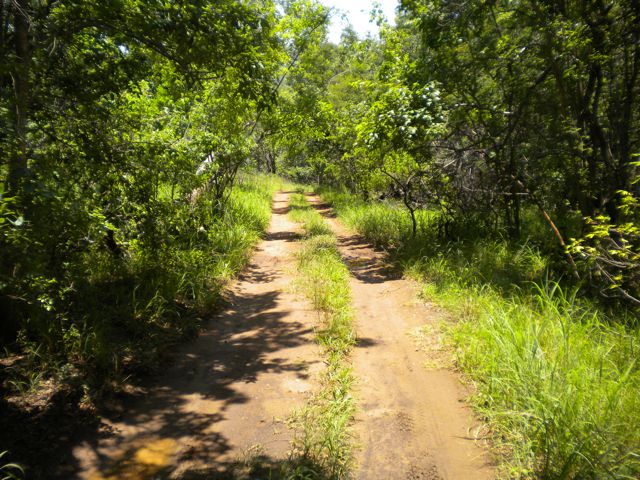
287,193 -> 355,479
318,187 -> 640,479
289,192 -> 332,237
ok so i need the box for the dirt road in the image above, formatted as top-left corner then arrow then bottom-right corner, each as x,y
307,194 -> 495,480
63,191 -> 494,479
68,192 -> 323,479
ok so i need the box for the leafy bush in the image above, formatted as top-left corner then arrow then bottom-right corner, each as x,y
569,188 -> 640,309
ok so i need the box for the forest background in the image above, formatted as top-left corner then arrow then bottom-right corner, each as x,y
0,0 -> 638,478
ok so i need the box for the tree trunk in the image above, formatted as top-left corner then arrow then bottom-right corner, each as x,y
403,189 -> 417,238
266,151 -> 276,174
7,0 -> 30,194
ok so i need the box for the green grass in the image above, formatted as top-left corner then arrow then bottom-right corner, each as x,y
287,193 -> 355,479
288,192 -> 332,237
1,172 -> 285,479
3,173 -> 284,394
439,282 -> 640,479
318,188 -> 549,291
318,187 -> 640,479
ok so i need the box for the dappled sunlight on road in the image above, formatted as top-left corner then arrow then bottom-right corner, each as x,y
89,438 -> 178,480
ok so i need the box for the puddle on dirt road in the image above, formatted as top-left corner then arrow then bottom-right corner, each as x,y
89,437 -> 178,480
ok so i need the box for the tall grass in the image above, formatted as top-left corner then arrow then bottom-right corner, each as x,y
319,188 -> 548,291
448,284 -> 640,479
288,191 -> 332,237
318,187 -> 640,479
4,173 -> 283,392
288,193 -> 355,479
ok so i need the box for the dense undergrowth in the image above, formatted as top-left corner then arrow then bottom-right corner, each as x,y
318,187 -> 640,479
1,174 -> 282,399
0,173 -> 283,477
287,192 -> 355,479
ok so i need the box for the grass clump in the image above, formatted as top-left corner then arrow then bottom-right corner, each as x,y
448,284 -> 640,479
288,193 -> 355,479
318,187 -> 640,479
289,192 -> 332,237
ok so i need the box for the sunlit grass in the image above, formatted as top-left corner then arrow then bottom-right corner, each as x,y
431,280 -> 640,479
288,193 -> 332,237
318,186 -> 640,479
0,450 -> 24,480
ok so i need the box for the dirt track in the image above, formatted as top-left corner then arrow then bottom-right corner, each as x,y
68,192 -> 323,479
63,191 -> 494,479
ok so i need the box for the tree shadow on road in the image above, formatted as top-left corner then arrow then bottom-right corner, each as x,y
46,286 -> 324,479
178,454 -> 336,480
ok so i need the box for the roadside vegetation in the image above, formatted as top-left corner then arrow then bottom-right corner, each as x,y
2,173 -> 280,389
262,1 -> 640,476
288,192 -> 355,479
0,174 -> 281,477
318,188 -> 640,479
0,0 -> 327,473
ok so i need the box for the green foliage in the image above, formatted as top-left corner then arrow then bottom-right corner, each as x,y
1,0 -> 639,476
279,0 -> 640,306
450,285 -> 640,479
251,0 -> 332,179
289,193 -> 332,237
2,174 -> 280,389
0,0 -> 307,397
320,187 -> 547,290
320,187 -> 640,478
398,0 -> 640,240
569,188 -> 640,308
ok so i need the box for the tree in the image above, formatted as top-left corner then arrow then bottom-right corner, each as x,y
0,0 -> 284,347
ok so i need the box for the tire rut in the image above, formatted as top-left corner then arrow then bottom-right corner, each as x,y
307,194 -> 495,480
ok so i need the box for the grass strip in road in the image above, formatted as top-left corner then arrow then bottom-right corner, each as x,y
287,192 -> 355,479
288,190 -> 333,237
